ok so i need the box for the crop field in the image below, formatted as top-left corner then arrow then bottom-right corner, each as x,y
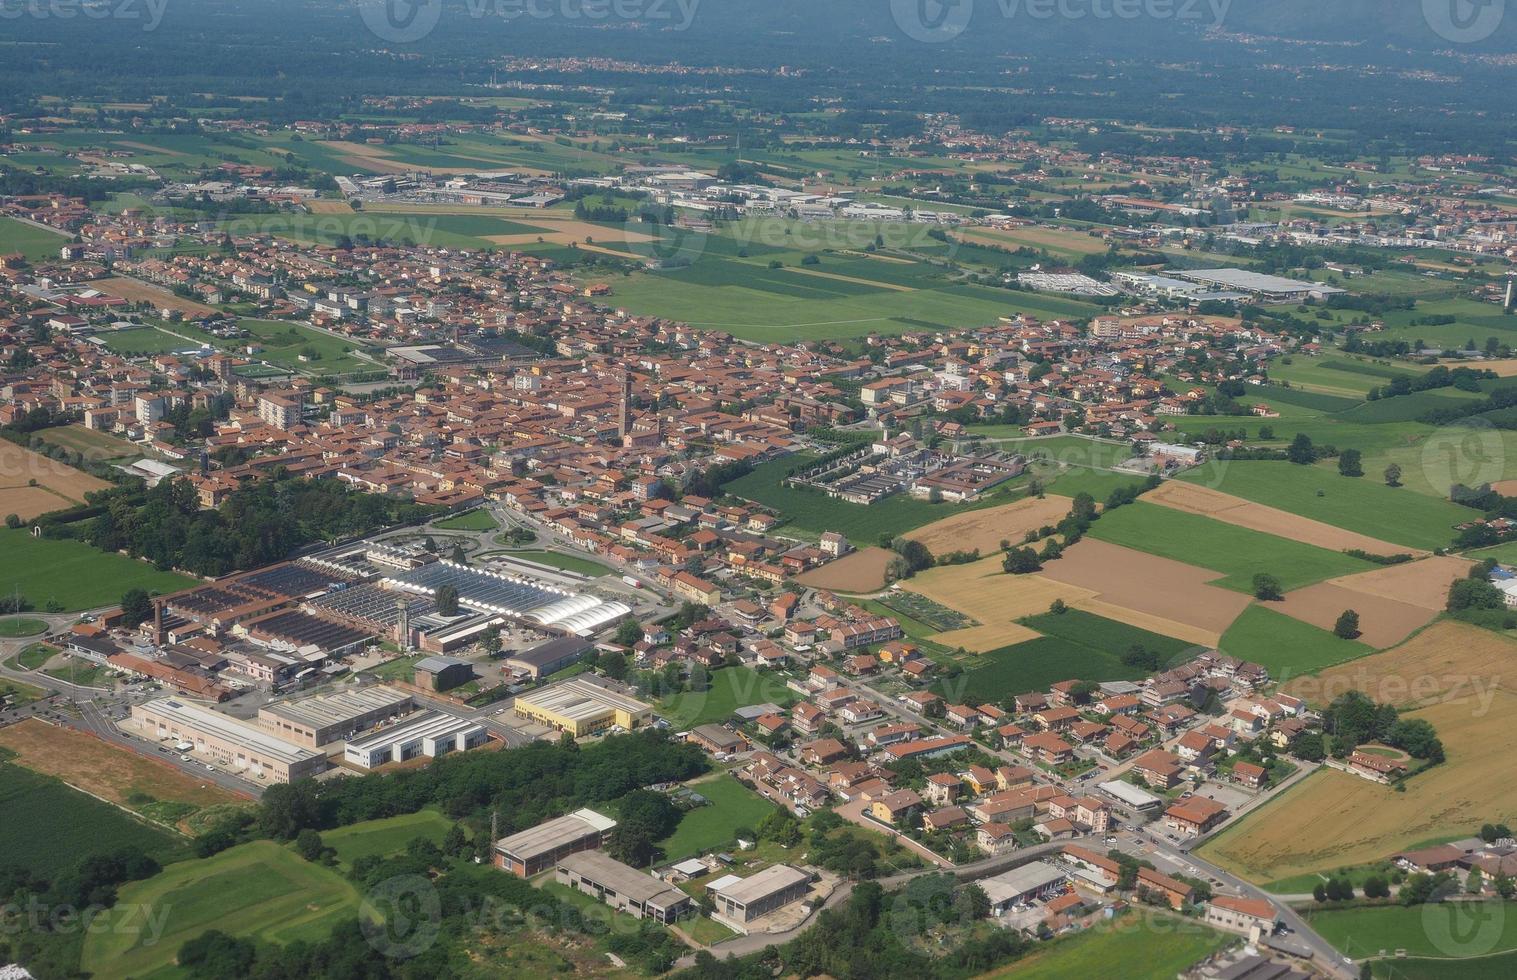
1217,605 -> 1371,678
81,840 -> 364,979
0,719 -> 249,830
0,528 -> 196,612
659,774 -> 777,861
1202,655 -> 1517,883
0,441 -> 112,520
792,547 -> 896,593
1370,950 -> 1517,979
34,423 -> 150,463
900,554 -> 1093,651
1020,608 -> 1195,664
0,760 -> 187,877
0,215 -> 68,261
1178,461 -> 1468,552
1287,620 -> 1517,707
955,224 -> 1110,259
1305,901 -> 1517,961
323,809 -> 455,869
1087,501 -> 1374,593
903,494 -> 1073,556
96,275 -> 219,316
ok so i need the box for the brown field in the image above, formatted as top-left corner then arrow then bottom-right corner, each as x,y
901,554 -> 1092,650
96,276 -> 217,316
793,547 -> 896,593
0,719 -> 250,828
113,140 -> 187,157
1198,690 -> 1517,883
1467,359 -> 1517,378
904,495 -> 1072,557
0,442 -> 111,519
305,200 -> 355,214
1270,583 -> 1434,649
957,226 -> 1109,256
1037,539 -> 1253,646
1285,620 -> 1517,708
1491,478 -> 1517,495
1144,481 -> 1424,557
1323,556 -> 1471,610
324,140 -> 553,177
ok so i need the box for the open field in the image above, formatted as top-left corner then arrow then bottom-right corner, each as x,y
1286,620 -> 1517,707
1038,539 -> 1254,646
1087,501 -> 1374,593
1323,557 -> 1473,609
1179,461 -> 1469,552
490,549 -> 613,577
956,224 -> 1110,258
0,215 -> 68,261
432,508 -> 498,531
323,809 -> 454,869
1144,480 -> 1423,557
903,494 -> 1072,556
81,840 -> 365,979
0,760 -> 187,877
37,423 -> 159,463
96,275 -> 218,316
980,910 -> 1231,980
659,666 -> 797,728
1272,583 -> 1439,650
1217,605 -> 1372,678
0,528 -> 197,611
901,554 -> 1093,651
0,441 -> 112,520
1370,950 -> 1517,979
1305,902 -> 1517,961
0,618 -> 48,637
792,547 -> 896,593
659,774 -> 777,861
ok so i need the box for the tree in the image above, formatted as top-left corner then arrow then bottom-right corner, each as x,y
450,543 -> 467,563
1334,609 -> 1361,639
615,619 -> 644,647
1384,462 -> 1403,487
177,931 -> 256,979
479,624 -> 502,657
1121,644 -> 1160,671
1287,433 -> 1316,465
3,513 -> 18,529
120,588 -> 153,629
892,538 -> 934,577
1002,548 -> 1042,575
1252,573 -> 1284,601
294,828 -> 325,862
599,650 -> 628,680
1313,883 -> 1328,903
257,781 -> 320,840
1049,599 -> 1068,615
1290,731 -> 1326,762
1363,875 -> 1391,899
434,584 -> 459,617
1338,448 -> 1363,477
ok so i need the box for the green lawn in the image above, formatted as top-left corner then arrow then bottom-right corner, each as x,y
1371,950 -> 1517,979
1020,608 -> 1196,663
936,634 -> 1148,703
322,809 -> 456,869
0,529 -> 195,612
1088,501 -> 1374,592
43,660 -> 113,688
492,549 -> 614,577
1179,461 -> 1469,552
0,677 -> 46,706
659,775 -> 778,861
81,840 -> 364,979
0,617 -> 48,637
0,762 -> 186,877
659,666 -> 797,728
239,319 -> 370,376
983,909 -> 1231,979
362,653 -> 424,684
0,215 -> 68,261
433,509 -> 498,531
1306,902 -> 1517,960
1219,605 -> 1373,675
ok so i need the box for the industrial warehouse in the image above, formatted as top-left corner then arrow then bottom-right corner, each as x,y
707,865 -> 814,933
258,686 -> 415,748
380,560 -> 633,637
341,711 -> 489,769
494,808 -> 619,876
510,676 -> 654,737
131,697 -> 328,783
554,850 -> 692,924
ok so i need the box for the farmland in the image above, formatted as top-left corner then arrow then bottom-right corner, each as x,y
1305,902 -> 1517,961
1217,605 -> 1372,678
792,547 -> 896,593
659,666 -> 798,728
0,215 -> 68,261
323,809 -> 456,869
658,774 -> 777,861
900,554 -> 1090,651
80,840 -> 365,979
1286,620 -> 1517,707
980,910 -> 1231,980
903,494 -> 1073,557
36,423 -> 159,463
0,442 -> 112,520
0,528 -> 196,612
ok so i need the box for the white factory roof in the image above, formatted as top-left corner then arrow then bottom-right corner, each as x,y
139,697 -> 320,766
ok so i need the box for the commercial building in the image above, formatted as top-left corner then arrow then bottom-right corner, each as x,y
132,697 -> 326,783
413,655 -> 474,692
1171,268 -> 1346,302
707,864 -> 812,933
341,711 -> 488,769
258,685 -> 414,747
554,850 -> 692,924
381,560 -> 631,636
504,635 -> 593,681
511,677 -> 653,736
980,861 -> 1070,914
494,808 -> 618,877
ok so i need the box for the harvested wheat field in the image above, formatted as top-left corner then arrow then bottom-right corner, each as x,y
1144,480 -> 1423,557
1491,478 -> 1517,496
901,554 -> 1094,651
1270,584 -> 1435,650
793,547 -> 896,593
1198,690 -> 1517,883
0,443 -> 110,520
1323,556 -> 1471,609
905,495 -> 1072,557
1037,539 -> 1252,646
97,276 -> 217,316
305,200 -> 355,214
1285,620 -> 1517,708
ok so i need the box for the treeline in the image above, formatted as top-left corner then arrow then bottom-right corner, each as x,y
1367,365 -> 1493,401
0,847 -> 163,977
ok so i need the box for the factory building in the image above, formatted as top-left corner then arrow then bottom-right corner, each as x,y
554,850 -> 692,924
257,686 -> 415,748
511,677 -> 653,737
341,710 -> 488,769
494,808 -> 618,877
132,697 -> 326,783
706,865 -> 813,933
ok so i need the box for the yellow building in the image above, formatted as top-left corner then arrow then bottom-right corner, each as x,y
512,677 -> 653,737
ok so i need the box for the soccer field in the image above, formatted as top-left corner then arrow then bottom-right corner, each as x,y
0,529 -> 196,612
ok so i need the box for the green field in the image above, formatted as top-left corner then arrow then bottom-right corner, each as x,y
659,775 -> 778,861
0,529 -> 196,612
323,809 -> 455,869
1088,501 -> 1374,592
433,508 -> 498,531
1219,605 -> 1373,675
492,549 -> 613,577
659,666 -> 797,728
0,215 -> 68,261
82,840 -> 364,979
0,617 -> 48,637
938,635 -> 1148,703
239,319 -> 370,376
1021,608 -> 1195,663
1306,902 -> 1517,961
0,762 -> 186,877
1179,461 -> 1468,552
44,660 -> 113,688
99,325 -> 211,356
984,910 -> 1231,979
1371,950 -> 1517,979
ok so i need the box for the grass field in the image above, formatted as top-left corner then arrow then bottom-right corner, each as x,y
239,319 -> 370,376
0,215 -> 68,261
0,529 -> 195,612
659,775 -> 777,861
935,633 -> 1148,703
81,840 -> 364,979
1088,501 -> 1374,592
432,508 -> 498,531
1218,604 -> 1372,677
1305,902 -> 1517,961
1179,461 -> 1468,552
981,910 -> 1231,979
323,809 -> 455,869
490,549 -> 614,577
0,761 -> 187,877
659,666 -> 797,728
0,616 -> 48,637
1371,950 -> 1517,979
35,423 -> 152,463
